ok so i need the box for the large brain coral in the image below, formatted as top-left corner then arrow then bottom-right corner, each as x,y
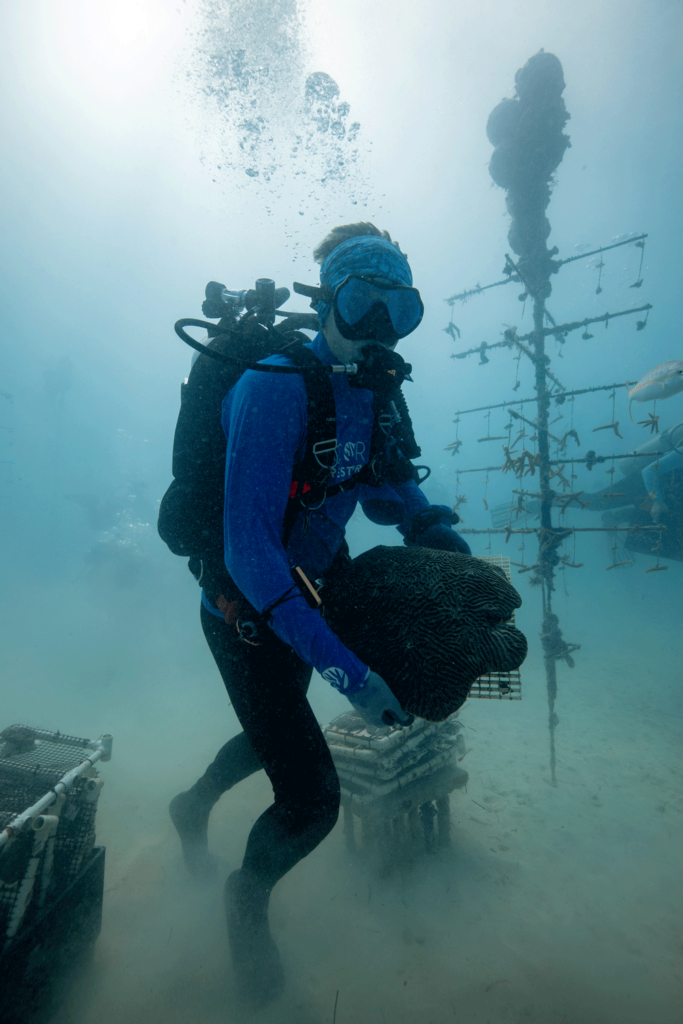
323,546 -> 528,721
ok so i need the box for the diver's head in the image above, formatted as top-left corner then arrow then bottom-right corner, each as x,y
314,224 -> 423,363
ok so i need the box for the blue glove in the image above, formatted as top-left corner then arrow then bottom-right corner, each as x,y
416,522 -> 471,556
399,504 -> 471,556
347,670 -> 414,729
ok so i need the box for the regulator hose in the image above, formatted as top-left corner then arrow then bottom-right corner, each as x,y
175,319 -> 352,375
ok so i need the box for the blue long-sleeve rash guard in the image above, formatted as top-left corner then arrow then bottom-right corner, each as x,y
203,332 -> 430,696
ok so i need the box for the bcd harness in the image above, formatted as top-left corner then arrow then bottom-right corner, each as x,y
158,314 -> 427,628
281,339 -> 424,548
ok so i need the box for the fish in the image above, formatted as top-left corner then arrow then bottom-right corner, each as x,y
627,361 -> 683,421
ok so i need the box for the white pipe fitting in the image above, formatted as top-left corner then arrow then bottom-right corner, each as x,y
31,814 -> 59,837
97,734 -> 113,762
0,731 -> 114,849
83,777 -> 105,803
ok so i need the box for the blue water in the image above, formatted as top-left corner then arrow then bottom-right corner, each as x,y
1,2 -> 681,1021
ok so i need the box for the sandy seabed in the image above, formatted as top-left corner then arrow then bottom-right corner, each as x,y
4,559 -> 682,1024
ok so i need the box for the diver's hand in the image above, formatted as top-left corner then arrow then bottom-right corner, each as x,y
400,505 -> 471,556
347,670 -> 414,729
417,522 -> 471,556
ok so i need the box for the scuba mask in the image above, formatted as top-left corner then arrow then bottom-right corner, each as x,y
332,276 -> 424,343
293,275 -> 424,345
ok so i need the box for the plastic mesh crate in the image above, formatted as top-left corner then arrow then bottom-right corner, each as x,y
324,712 -> 468,871
324,712 -> 465,803
469,555 -> 523,701
0,727 -> 107,944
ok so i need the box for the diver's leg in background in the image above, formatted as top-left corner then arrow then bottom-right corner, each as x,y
642,447 -> 683,513
583,467 -> 648,512
169,603 -> 313,879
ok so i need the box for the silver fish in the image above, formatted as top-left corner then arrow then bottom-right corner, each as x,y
628,361 -> 683,421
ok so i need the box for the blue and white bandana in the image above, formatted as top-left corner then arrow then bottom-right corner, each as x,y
317,235 -> 413,329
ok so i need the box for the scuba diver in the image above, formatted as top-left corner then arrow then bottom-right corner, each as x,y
158,223 -> 470,1007
585,420 -> 683,561
492,421 -> 683,564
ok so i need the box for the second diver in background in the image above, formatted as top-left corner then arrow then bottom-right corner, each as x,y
586,420 -> 683,560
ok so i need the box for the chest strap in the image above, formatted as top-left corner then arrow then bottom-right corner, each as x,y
279,341 -> 418,548
280,343 -> 338,547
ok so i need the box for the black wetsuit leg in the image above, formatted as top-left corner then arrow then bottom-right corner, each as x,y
200,603 -> 340,890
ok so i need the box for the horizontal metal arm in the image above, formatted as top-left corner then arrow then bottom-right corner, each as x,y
454,450 -> 666,475
457,525 -> 665,535
556,234 -> 648,268
445,234 -> 648,305
450,305 -> 652,364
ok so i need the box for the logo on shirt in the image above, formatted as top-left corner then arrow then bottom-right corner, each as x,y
343,441 -> 366,462
322,667 -> 351,692
335,440 -> 367,480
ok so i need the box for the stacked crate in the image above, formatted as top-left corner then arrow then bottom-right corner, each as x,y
323,713 -> 468,872
0,726 -> 110,1023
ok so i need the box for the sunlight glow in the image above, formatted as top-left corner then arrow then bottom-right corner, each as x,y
26,0 -> 185,126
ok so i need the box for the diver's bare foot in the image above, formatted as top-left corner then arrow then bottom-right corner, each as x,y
225,869 -> 285,1008
169,790 -> 218,879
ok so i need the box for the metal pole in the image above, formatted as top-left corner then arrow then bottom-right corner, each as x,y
530,291 -> 561,784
